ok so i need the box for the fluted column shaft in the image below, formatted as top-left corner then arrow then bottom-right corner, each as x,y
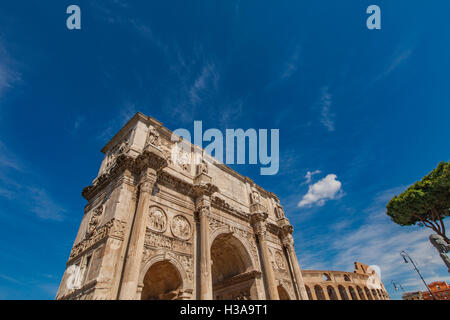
251,213 -> 279,300
119,167 -> 156,299
197,196 -> 213,300
282,232 -> 309,300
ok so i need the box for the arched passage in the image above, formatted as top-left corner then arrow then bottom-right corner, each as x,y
277,285 -> 290,300
364,287 -> 373,300
348,286 -> 358,300
357,286 -> 366,300
338,285 -> 349,300
141,260 -> 182,300
305,285 -> 313,300
377,289 -> 383,300
314,285 -> 325,300
327,285 -> 338,300
371,289 -> 379,300
211,232 -> 256,300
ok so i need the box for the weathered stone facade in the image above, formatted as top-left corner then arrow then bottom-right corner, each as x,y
56,112 -> 308,300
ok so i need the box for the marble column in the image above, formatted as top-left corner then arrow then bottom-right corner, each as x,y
280,226 -> 309,300
196,195 -> 213,300
118,167 -> 156,299
251,212 -> 279,300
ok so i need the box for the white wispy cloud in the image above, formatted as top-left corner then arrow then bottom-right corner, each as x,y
188,62 -> 219,106
298,173 -> 343,207
166,54 -> 222,124
96,102 -> 138,142
0,39 -> 21,101
267,45 -> 302,88
280,45 -> 301,80
303,170 -> 321,184
0,141 -> 66,221
318,86 -> 335,132
28,187 -> 66,221
374,48 -> 413,83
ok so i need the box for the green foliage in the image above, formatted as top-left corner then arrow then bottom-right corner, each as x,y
386,161 -> 450,229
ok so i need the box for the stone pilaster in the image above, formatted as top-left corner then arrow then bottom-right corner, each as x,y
279,223 -> 309,300
192,173 -> 218,300
250,211 -> 279,300
196,195 -> 213,300
118,145 -> 168,299
118,168 -> 156,299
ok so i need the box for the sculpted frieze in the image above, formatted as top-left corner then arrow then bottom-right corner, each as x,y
144,230 -> 191,254
69,219 -> 126,261
211,196 -> 248,220
157,171 -> 192,195
174,253 -> 194,282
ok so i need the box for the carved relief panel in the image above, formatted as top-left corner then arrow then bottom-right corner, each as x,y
171,215 -> 192,240
86,205 -> 104,237
147,207 -> 167,233
275,250 -> 287,271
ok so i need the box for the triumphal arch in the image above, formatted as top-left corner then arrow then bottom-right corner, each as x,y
56,112 -> 309,300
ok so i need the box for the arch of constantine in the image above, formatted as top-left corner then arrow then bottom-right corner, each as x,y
56,112 -> 309,300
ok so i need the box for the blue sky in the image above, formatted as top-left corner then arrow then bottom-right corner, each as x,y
0,1 -> 449,299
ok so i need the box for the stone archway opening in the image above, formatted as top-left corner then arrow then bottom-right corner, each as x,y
277,285 -> 290,300
314,285 -> 325,300
338,285 -> 349,300
327,285 -> 338,300
211,233 -> 256,300
349,286 -> 358,300
141,260 -> 182,300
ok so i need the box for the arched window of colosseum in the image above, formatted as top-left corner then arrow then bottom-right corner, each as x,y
141,260 -> 182,300
371,289 -> 379,300
322,273 -> 331,281
356,286 -> 365,300
338,285 -> 349,300
277,285 -> 290,300
364,287 -> 373,300
327,286 -> 338,300
343,274 -> 351,282
348,286 -> 358,300
305,285 -> 313,300
314,285 -> 325,300
377,289 -> 384,300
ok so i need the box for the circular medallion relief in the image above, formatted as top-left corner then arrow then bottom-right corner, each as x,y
171,215 -> 191,240
148,207 -> 167,233
275,251 -> 286,270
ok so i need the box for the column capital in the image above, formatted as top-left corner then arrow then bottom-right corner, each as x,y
250,212 -> 268,237
250,211 -> 268,223
197,204 -> 211,219
281,234 -> 295,251
138,167 -> 158,193
277,218 -> 294,248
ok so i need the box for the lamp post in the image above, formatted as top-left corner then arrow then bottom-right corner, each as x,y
391,280 -> 405,292
400,250 -> 436,300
